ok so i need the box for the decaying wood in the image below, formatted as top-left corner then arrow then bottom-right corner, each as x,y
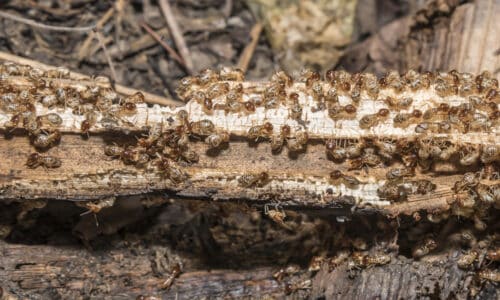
0,240 -> 283,299
311,257 -> 499,299
405,0 -> 500,79
1,196 -> 497,299
2,238 -> 497,300
0,61 -> 498,222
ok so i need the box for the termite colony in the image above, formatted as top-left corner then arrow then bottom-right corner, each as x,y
103,111 -> 233,183
0,61 -> 147,170
178,67 -> 498,201
1,62 -> 499,211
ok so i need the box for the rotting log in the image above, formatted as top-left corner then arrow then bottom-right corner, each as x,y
0,240 -> 284,299
0,62 -> 499,222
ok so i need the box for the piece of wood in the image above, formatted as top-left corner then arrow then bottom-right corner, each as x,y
0,240 -> 283,299
1,64 -> 497,217
405,0 -> 500,81
311,258 -> 499,299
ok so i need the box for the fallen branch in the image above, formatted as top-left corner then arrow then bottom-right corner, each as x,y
0,10 -> 96,32
0,63 -> 498,222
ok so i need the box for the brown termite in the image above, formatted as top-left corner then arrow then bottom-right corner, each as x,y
271,71 -> 293,87
350,252 -> 391,269
138,123 -> 164,148
328,103 -> 357,120
284,279 -> 312,295
104,144 -> 123,158
416,138 -> 433,160
325,139 -> 348,160
219,67 -> 244,82
454,172 -> 480,193
23,114 -> 41,136
480,145 -> 499,163
238,172 -> 269,187
120,147 -> 139,164
161,263 -> 181,290
328,250 -> 351,272
273,265 -> 300,282
36,113 -> 63,127
207,82 -> 230,99
287,130 -> 308,152
485,88 -> 499,101
156,157 -> 186,183
329,170 -> 361,188
45,67 -> 70,78
180,149 -> 199,163
476,184 -> 495,203
324,87 -> 338,103
477,269 -> 500,282
459,146 -> 481,166
308,256 -> 326,272
468,112 -> 492,131
243,101 -> 255,113
134,152 -> 150,167
385,167 -> 414,180
359,108 -> 390,129
289,93 -> 303,120
348,148 -> 381,170
26,153 -> 61,169
176,75 -> 198,97
247,122 -> 274,141
412,179 -> 436,195
176,110 -> 190,126
270,125 -> 290,152
345,141 -> 366,158
301,70 -> 320,88
197,69 -> 219,86
270,134 -> 285,152
393,110 -> 422,128
377,181 -> 408,201
190,120 -> 215,136
384,96 -> 413,110
205,131 -> 230,148
373,139 -> 397,160
80,120 -> 91,136
437,144 -> 456,161
486,247 -> 500,262
264,204 -> 292,230
3,113 -> 21,130
412,237 -> 438,258
80,111 -> 98,137
76,198 -> 116,215
32,130 -> 61,149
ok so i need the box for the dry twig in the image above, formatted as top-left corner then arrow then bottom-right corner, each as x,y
94,30 -> 118,83
77,7 -> 115,60
0,10 -> 96,32
237,22 -> 263,73
140,21 -> 187,69
158,0 -> 194,73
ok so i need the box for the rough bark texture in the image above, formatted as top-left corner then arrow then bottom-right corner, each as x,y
0,240 -> 283,299
405,0 -> 500,79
